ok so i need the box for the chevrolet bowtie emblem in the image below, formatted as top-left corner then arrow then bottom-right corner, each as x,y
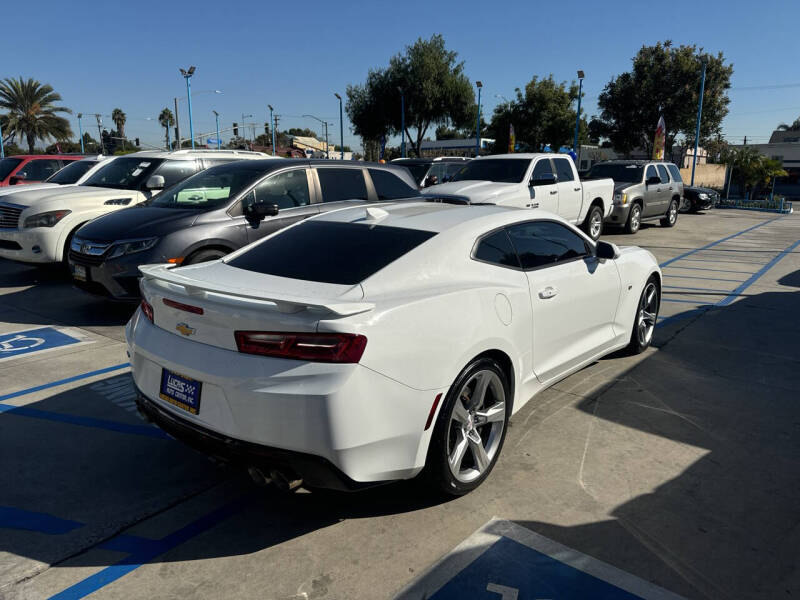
176,323 -> 196,337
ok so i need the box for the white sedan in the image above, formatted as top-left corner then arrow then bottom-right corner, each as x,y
126,201 -> 661,495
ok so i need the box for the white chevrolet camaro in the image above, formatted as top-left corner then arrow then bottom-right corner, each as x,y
126,201 -> 661,495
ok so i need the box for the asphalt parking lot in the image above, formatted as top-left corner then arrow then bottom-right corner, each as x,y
1,208 -> 798,600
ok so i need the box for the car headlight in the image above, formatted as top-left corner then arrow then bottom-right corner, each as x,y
106,237 -> 159,259
104,198 -> 133,206
23,210 -> 71,228
698,193 -> 709,200
613,193 -> 628,205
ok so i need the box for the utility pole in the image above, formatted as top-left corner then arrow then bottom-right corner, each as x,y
573,70 -> 585,158
174,97 -> 181,149
475,81 -> 483,157
77,113 -> 84,154
324,122 -> 330,158
334,93 -> 344,160
95,114 -> 104,154
690,57 -> 707,186
268,105 -> 276,156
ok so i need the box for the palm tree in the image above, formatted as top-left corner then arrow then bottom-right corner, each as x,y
158,108 -> 175,150
111,108 -> 127,138
776,118 -> 800,131
0,77 -> 72,152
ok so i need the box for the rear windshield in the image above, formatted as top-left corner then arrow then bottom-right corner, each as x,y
228,220 -> 436,285
450,159 -> 530,183
585,163 -> 644,183
46,160 -> 97,184
404,163 -> 431,184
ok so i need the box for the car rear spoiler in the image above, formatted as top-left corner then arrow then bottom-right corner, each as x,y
139,264 -> 374,316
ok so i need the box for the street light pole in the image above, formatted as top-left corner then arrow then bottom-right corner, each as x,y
399,88 -> 406,158
174,97 -> 181,150
324,122 -> 330,158
212,110 -> 221,149
241,113 -> 253,142
475,81 -> 483,157
334,93 -> 344,160
95,114 -> 104,154
573,70 -> 585,158
691,58 -> 707,187
77,113 -> 84,154
179,66 -> 197,149
268,105 -> 276,156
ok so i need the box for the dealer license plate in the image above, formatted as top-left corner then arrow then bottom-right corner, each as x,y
72,264 -> 87,282
159,369 -> 202,415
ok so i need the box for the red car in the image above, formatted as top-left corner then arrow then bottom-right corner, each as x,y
0,155 -> 84,186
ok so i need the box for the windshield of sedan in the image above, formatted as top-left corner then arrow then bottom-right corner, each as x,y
82,157 -> 163,189
46,160 -> 98,184
0,158 -> 22,180
148,163 -> 269,210
450,159 -> 530,183
585,163 -> 644,183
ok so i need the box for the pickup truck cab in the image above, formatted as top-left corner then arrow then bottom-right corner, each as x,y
422,153 -> 614,240
584,160 -> 683,234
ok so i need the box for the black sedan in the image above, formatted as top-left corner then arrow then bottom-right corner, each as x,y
681,186 -> 719,213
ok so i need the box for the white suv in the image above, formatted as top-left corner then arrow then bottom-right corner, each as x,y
0,149 -> 270,265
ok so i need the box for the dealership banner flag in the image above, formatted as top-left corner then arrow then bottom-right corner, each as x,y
652,116 -> 665,160
508,124 -> 516,153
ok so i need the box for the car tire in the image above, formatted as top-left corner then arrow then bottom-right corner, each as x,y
624,203 -> 641,234
628,276 -> 660,354
184,248 -> 228,265
422,357 -> 510,496
582,205 -> 604,241
661,199 -> 679,227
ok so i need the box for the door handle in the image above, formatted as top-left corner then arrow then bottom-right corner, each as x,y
538,286 -> 558,299
549,190 -> 557,195
573,187 -> 581,192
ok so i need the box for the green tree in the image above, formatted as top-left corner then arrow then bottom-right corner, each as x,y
287,127 -> 318,138
487,76 -> 584,153
0,77 -> 72,152
776,118 -> 800,131
590,41 -> 732,156
158,108 -> 175,150
722,146 -> 787,198
346,34 -> 475,156
111,108 -> 127,139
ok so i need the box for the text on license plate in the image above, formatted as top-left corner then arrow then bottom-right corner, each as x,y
72,264 -> 87,282
159,369 -> 202,414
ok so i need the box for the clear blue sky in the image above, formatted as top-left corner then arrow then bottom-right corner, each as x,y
6,0 -> 799,151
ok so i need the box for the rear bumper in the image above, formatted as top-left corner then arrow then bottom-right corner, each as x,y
126,310 -> 444,486
135,388 -> 377,491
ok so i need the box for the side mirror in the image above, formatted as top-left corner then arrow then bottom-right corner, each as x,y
245,202 -> 279,221
146,174 -> 165,190
646,176 -> 661,185
422,174 -> 439,188
530,173 -> 557,187
596,241 -> 620,260
9,173 -> 26,184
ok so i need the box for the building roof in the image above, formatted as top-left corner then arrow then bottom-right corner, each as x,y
768,130 -> 800,144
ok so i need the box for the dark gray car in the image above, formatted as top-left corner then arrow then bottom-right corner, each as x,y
68,159 -> 420,300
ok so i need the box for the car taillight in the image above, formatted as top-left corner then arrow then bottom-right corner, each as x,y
140,299 -> 154,323
234,331 -> 367,363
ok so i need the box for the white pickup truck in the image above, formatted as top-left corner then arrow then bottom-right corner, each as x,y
422,153 -> 614,240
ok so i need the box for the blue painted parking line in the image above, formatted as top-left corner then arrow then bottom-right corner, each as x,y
48,496 -> 251,600
0,506 -> 83,535
0,363 -> 129,402
717,238 -> 800,306
0,327 -> 90,362
397,519 -> 684,599
659,216 -> 780,268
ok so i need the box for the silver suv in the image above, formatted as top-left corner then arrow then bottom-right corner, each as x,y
584,160 -> 684,234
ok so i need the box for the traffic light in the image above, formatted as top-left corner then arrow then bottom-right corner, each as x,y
265,123 -> 269,135
135,138 -> 140,146
233,122 -> 239,137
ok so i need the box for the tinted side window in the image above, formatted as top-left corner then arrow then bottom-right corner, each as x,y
657,164 -> 670,183
246,169 -> 310,210
553,158 -> 574,182
22,159 -> 61,180
645,165 -> 658,181
368,169 -> 417,200
531,159 -> 554,179
474,230 -> 520,268
667,163 -> 683,183
155,160 -> 198,187
507,221 -> 588,270
318,168 -> 368,202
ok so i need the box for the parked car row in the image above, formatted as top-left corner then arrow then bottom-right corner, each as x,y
0,154 -> 86,186
0,149 -> 662,497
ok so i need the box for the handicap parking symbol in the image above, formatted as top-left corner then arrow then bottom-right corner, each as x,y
397,519 -> 685,600
0,327 -> 86,361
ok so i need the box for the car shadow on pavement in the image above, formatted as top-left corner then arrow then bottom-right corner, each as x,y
0,260 -> 135,328
1,282 -> 799,598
